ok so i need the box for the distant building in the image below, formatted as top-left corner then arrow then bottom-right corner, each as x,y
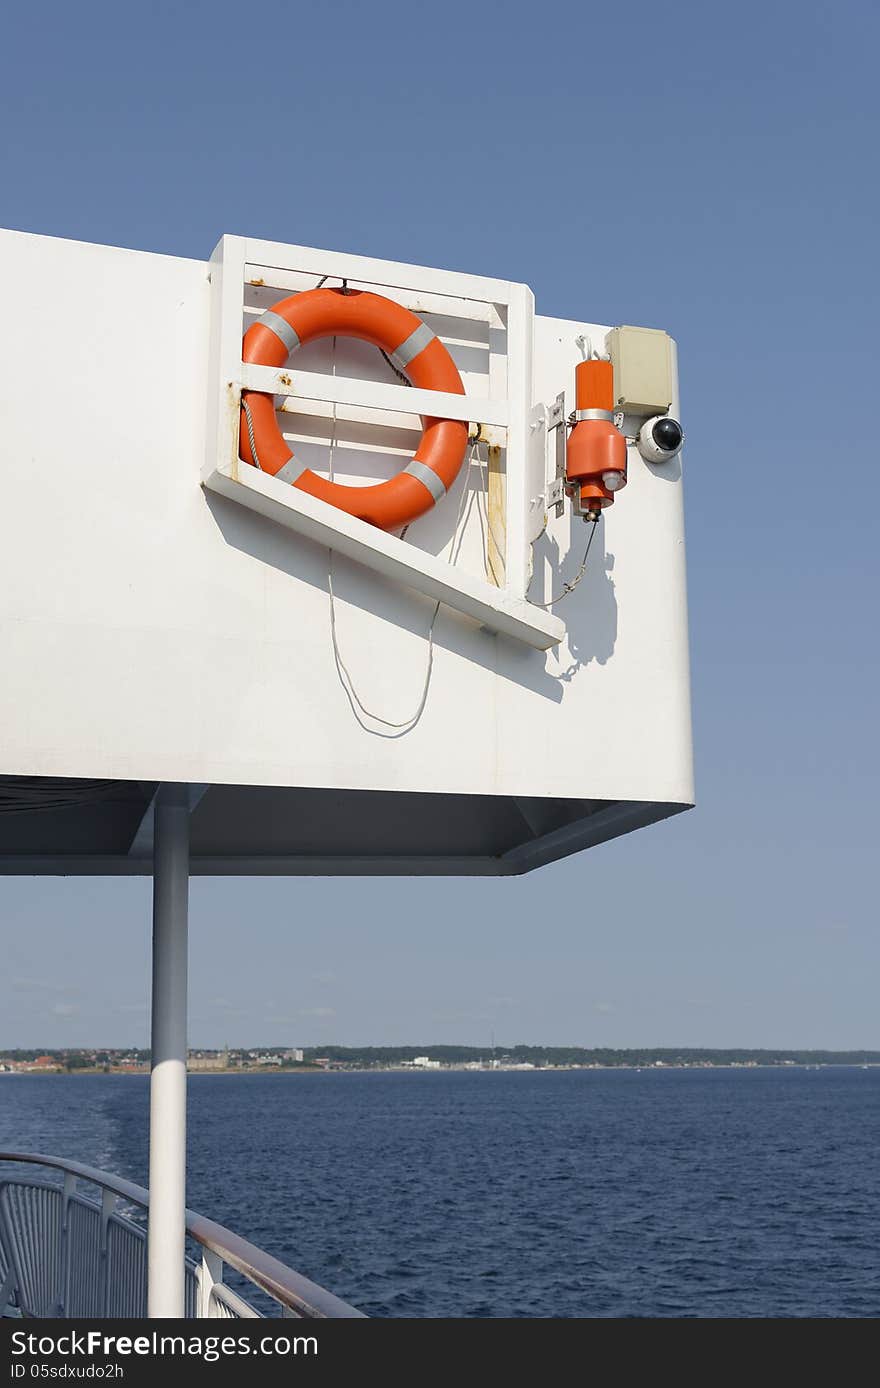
283,1048 -> 304,1063
28,1055 -> 61,1071
187,1050 -> 229,1071
411,1056 -> 441,1070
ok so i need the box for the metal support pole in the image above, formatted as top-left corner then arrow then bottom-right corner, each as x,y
147,784 -> 190,1318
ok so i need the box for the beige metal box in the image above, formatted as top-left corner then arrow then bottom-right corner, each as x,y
607,325 -> 674,416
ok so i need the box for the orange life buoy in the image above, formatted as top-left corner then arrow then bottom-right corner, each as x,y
240,287 -> 469,531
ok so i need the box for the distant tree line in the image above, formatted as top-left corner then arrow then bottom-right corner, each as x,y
298,1046 -> 880,1067
0,1048 -> 151,1066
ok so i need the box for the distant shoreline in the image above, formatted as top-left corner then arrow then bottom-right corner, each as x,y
4,1062 -> 879,1078
5,1046 -> 880,1078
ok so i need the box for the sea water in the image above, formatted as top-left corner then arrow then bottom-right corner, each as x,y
1,1067 -> 877,1318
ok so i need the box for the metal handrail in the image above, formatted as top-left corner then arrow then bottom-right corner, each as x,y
0,1151 -> 364,1319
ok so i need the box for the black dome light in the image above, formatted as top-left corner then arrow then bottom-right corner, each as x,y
651,417 -> 683,453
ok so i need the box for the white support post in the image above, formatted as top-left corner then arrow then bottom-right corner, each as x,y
147,783 -> 190,1319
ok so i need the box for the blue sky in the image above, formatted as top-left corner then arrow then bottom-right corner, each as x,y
1,0 -> 877,1049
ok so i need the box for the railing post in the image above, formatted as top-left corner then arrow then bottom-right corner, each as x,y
98,1188 -> 116,1316
58,1171 -> 75,1316
147,783 -> 190,1318
197,1249 -> 224,1318
0,1266 -> 17,1317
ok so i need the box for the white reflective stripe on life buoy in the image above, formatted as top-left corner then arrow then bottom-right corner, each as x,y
391,322 -> 435,372
258,309 -> 301,354
404,459 -> 447,502
275,457 -> 308,484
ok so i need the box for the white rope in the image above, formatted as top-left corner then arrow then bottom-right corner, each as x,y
240,395 -> 261,469
324,326 -> 481,736
247,278 -> 480,737
328,440 -> 480,737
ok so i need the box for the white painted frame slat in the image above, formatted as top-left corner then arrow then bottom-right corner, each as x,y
505,283 -> 534,601
239,363 -> 508,430
244,263 -> 506,329
243,236 -> 512,305
207,463 -> 562,650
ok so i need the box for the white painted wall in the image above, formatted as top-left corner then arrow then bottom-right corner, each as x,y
0,228 -> 692,809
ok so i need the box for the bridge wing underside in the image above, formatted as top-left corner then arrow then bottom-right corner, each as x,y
0,775 -> 688,876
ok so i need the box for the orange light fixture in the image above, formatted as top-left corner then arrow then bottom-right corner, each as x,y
565,360 -> 627,520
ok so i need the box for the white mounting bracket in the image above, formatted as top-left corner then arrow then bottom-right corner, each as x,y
538,391 -> 568,518
547,396 -> 566,431
547,475 -> 565,510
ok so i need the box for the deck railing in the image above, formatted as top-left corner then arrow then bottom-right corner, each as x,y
0,1152 -> 364,1319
